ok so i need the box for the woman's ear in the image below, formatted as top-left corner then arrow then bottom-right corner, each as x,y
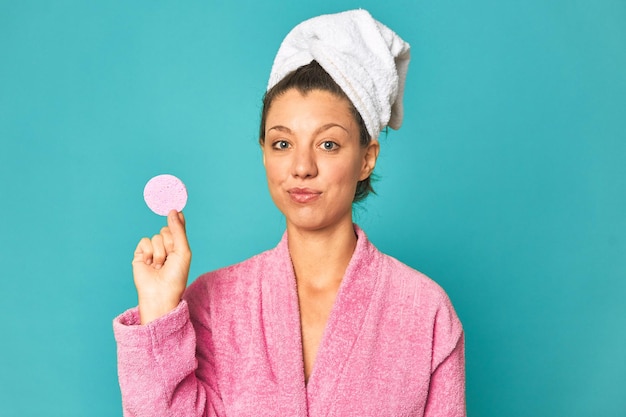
260,141 -> 266,167
360,140 -> 380,181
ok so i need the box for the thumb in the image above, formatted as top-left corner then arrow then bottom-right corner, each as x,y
167,210 -> 190,251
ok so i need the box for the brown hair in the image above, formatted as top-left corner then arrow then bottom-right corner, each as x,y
259,61 -> 375,202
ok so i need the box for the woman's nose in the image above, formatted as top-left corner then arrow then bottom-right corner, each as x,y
292,147 -> 318,179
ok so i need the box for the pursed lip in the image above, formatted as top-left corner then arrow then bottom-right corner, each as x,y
287,187 -> 322,203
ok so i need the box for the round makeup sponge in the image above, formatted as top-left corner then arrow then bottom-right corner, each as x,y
143,174 -> 188,216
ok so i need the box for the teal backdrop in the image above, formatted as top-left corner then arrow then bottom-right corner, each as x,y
1,1 -> 625,416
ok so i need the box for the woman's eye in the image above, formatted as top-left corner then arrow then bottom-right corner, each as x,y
321,141 -> 338,151
272,140 -> 290,150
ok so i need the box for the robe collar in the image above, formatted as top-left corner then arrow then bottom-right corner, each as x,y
267,224 -> 382,416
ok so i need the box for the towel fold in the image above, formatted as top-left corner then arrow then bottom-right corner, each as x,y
267,9 -> 411,140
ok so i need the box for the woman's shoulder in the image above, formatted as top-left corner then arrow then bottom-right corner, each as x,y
187,247 -> 277,291
356,225 -> 456,312
374,248 -> 460,321
183,236 -> 292,308
380,253 -> 449,299
377,251 -> 464,345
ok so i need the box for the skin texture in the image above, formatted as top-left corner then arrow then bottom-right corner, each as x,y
132,88 -> 379,381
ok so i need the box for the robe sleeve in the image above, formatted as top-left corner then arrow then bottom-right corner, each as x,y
423,291 -> 466,417
113,300 -> 225,417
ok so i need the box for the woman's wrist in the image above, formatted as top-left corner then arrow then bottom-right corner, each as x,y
138,297 -> 181,325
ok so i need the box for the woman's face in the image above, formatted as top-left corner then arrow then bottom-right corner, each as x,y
262,88 -> 379,232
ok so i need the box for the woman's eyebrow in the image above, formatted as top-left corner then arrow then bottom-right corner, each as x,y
315,123 -> 349,135
267,123 -> 348,135
267,125 -> 292,134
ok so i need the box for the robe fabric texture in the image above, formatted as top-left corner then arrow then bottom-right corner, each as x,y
113,226 -> 465,417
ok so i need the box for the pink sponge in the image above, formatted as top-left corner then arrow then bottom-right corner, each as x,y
143,174 -> 188,216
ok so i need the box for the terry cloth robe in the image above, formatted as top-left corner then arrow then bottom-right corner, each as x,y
113,226 -> 465,417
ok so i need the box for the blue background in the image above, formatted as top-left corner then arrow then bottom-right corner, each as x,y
1,1 -> 625,416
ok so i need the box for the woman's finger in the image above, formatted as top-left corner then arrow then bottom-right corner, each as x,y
133,237 -> 153,265
151,234 -> 166,269
167,210 -> 190,254
161,226 -> 175,254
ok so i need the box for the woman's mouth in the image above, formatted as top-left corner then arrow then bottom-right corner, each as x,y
288,188 -> 322,204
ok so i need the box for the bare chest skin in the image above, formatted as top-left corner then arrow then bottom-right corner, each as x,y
298,285 -> 339,384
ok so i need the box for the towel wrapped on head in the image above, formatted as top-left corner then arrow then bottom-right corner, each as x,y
268,9 -> 411,140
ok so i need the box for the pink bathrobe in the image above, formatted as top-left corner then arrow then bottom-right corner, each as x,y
113,226 -> 465,416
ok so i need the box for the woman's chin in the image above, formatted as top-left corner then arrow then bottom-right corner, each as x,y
284,212 -> 353,234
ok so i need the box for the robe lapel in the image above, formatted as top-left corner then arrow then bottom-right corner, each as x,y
305,226 -> 381,417
263,233 -> 309,416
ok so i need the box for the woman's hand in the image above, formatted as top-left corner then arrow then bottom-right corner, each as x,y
132,210 -> 192,324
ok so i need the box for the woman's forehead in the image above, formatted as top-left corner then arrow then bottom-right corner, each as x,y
267,89 -> 353,118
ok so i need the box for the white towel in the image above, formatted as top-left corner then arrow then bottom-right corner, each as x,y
267,9 -> 411,140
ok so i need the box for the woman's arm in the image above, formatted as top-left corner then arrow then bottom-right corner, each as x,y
423,290 -> 466,417
114,302 -> 225,417
423,332 -> 466,416
113,210 -> 224,416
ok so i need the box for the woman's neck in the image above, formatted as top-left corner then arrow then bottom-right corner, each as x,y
286,220 -> 357,291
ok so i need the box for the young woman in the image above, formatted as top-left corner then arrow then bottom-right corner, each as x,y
114,10 -> 465,417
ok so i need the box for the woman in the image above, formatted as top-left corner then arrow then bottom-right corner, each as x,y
114,9 -> 465,417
